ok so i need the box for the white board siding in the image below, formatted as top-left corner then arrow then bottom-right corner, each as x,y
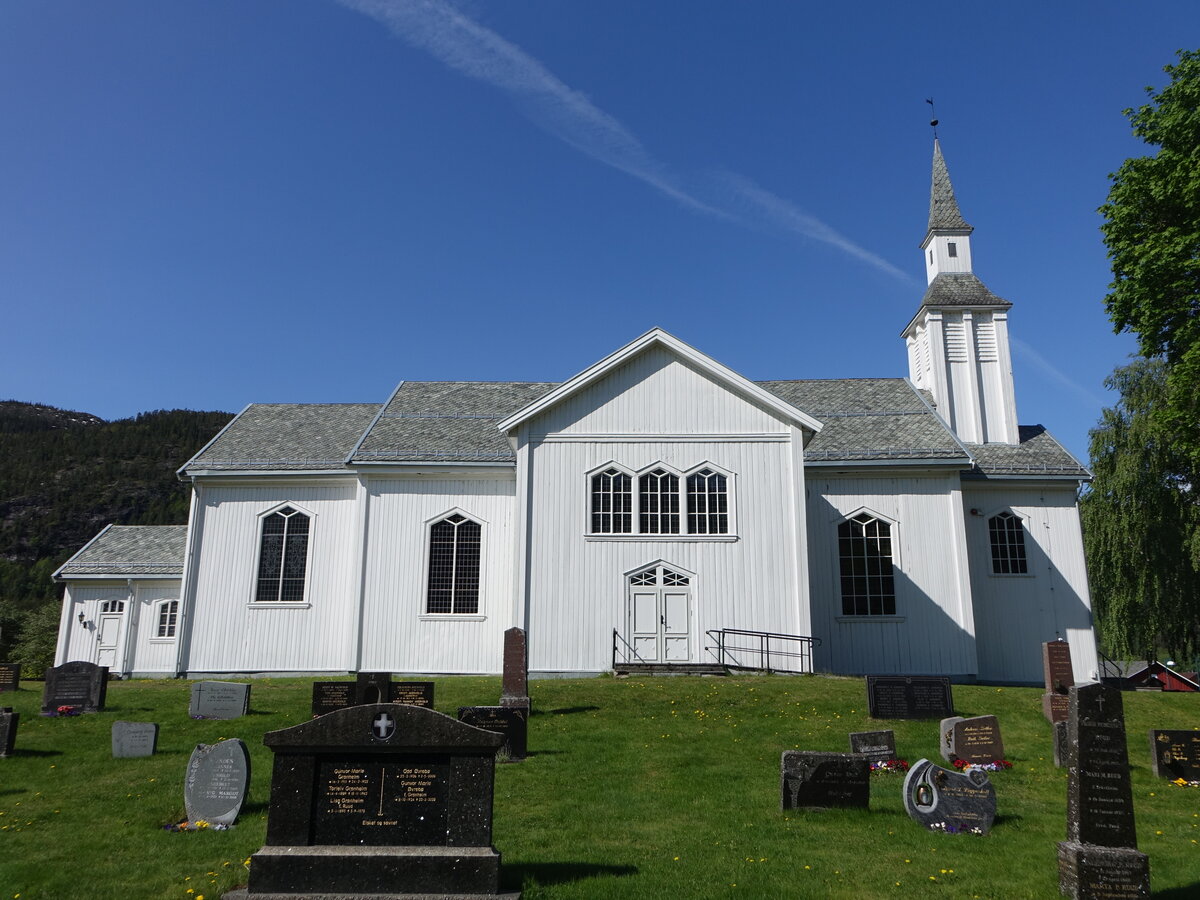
806,472 -> 977,677
530,346 -> 792,438
962,484 -> 1098,684
358,474 -> 516,674
523,438 -> 803,673
130,581 -> 182,674
57,584 -> 129,665
184,480 -> 361,673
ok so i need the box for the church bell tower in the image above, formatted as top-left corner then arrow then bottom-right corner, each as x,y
903,139 -> 1020,445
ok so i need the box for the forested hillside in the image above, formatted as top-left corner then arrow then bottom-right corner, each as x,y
0,401 -> 232,665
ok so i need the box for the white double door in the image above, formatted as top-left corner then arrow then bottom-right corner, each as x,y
628,565 -> 692,663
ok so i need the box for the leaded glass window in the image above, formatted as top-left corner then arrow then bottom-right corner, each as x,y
687,469 -> 728,534
591,468 -> 632,533
639,469 -> 680,534
426,514 -> 481,614
838,513 -> 896,616
989,511 -> 1028,574
156,600 -> 179,638
255,506 -> 310,603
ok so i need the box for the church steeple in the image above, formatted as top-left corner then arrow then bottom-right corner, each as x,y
904,138 -> 1020,445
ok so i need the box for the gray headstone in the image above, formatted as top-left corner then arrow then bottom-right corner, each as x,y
902,758 -> 996,834
780,752 -> 870,810
848,729 -> 896,763
866,675 -> 953,719
0,708 -> 18,757
235,704 -> 505,897
458,706 -> 527,760
1053,720 -> 1069,768
1148,729 -> 1200,782
390,681 -> 435,708
0,663 -> 20,692
189,681 -> 250,719
184,738 -> 251,827
500,627 -> 530,711
41,661 -> 108,715
112,721 -> 159,758
938,716 -> 965,761
311,681 -> 354,717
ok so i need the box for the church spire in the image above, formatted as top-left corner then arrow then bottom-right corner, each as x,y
927,139 -> 972,235
920,139 -> 975,285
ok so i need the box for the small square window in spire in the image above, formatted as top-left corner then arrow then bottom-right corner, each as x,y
947,242 -> 958,258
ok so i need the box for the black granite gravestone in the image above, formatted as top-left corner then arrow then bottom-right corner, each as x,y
1148,730 -> 1200,782
780,752 -> 870,810
184,738 -> 251,827
41,661 -> 107,714
357,672 -> 392,705
1057,683 -> 1150,898
941,715 -> 1005,764
189,681 -> 251,719
227,704 -> 511,899
311,681 -> 354,717
866,675 -> 953,719
499,627 -> 530,712
1043,640 -> 1075,724
391,681 -> 435,708
112,721 -> 159,758
0,663 -> 20,692
902,758 -> 995,834
849,729 -> 897,763
458,706 -> 527,760
0,708 -> 18,757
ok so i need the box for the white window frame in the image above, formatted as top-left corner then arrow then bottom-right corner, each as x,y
152,599 -> 179,641
986,508 -> 1034,577
585,460 -> 738,541
834,506 -> 903,621
420,507 -> 488,621
248,501 -> 316,608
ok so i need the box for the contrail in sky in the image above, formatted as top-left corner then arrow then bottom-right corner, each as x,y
1011,337 -> 1109,409
337,0 -> 908,283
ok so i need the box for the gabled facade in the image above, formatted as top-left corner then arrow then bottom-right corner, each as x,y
54,141 -> 1101,685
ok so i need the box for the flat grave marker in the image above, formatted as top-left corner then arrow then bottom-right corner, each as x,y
1148,729 -> 1200,782
390,681 -> 435,708
780,752 -> 870,810
866,675 -> 953,719
849,729 -> 897,763
0,663 -> 20,692
41,661 -> 107,715
184,738 -> 251,828
458,706 -> 528,760
112,721 -> 159,758
902,758 -> 995,834
189,681 -> 250,719
0,708 -> 17,757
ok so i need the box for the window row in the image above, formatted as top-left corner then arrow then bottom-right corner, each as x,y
591,465 -> 729,535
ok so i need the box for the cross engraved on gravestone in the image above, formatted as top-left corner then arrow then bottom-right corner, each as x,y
189,681 -> 250,720
902,758 -> 995,834
372,712 -> 395,740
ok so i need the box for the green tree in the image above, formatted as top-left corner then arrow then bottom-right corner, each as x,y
1081,359 -> 1200,662
1100,49 -> 1200,462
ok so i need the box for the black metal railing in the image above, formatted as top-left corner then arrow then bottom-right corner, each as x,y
1097,650 -> 1126,685
705,628 -> 820,674
612,628 -> 650,668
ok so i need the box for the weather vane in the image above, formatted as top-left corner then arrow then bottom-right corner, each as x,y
926,98 -> 939,138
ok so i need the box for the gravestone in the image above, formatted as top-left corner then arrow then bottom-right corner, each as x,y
357,672 -> 392,705
499,627 -> 530,712
227,703 -> 509,898
780,752 -> 870,810
184,738 -> 251,827
311,681 -> 354,717
0,663 -> 20,692
866,675 -> 953,719
189,681 -> 250,719
0,708 -> 18,757
1148,729 -> 1200,782
458,706 -> 527,760
849,729 -> 897,762
940,715 -> 1005,764
112,721 -> 159,758
1057,683 -> 1150,898
1053,720 -> 1069,768
41,661 -> 107,714
390,681 -> 435,708
1043,639 -> 1075,724
902,758 -> 996,834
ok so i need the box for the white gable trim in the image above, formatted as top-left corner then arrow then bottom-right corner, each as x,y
52,523 -> 114,580
497,328 -> 823,435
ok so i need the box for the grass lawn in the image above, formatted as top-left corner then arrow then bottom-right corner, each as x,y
0,674 -> 1197,899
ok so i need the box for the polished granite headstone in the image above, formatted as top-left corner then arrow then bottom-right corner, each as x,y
185,738 -> 251,827
41,661 -> 107,714
941,715 -> 1005,764
1043,639 -> 1075,724
311,681 -> 354,717
190,681 -> 251,719
902,758 -> 995,834
1148,730 -> 1200,782
227,704 -> 512,899
458,706 -> 527,761
780,752 -> 869,810
112,721 -> 159,758
866,675 -> 953,719
390,681 -> 435,708
499,627 -> 530,712
1057,683 -> 1150,898
849,729 -> 896,762
0,663 -> 20,692
357,672 -> 392,705
0,708 -> 18,757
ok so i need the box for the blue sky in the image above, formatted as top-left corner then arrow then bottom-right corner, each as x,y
2,1 -> 1195,464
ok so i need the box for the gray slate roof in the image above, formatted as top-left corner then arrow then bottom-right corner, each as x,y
57,525 -> 187,577
928,139 -> 972,233
965,426 -> 1090,477
920,272 -> 1012,309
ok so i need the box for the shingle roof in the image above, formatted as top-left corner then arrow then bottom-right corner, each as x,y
351,382 -> 557,462
919,272 -> 1012,309
183,403 -> 380,471
964,426 -> 1090,477
57,525 -> 187,577
927,139 -> 972,233
759,379 -> 968,461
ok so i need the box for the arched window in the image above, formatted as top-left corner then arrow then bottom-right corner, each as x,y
639,468 -> 680,534
426,514 -> 481,614
686,468 -> 728,534
989,511 -> 1028,574
591,468 -> 632,533
838,513 -> 896,616
156,600 -> 179,638
255,505 -> 310,603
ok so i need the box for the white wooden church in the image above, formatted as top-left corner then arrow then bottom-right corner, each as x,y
53,141 -> 1100,685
